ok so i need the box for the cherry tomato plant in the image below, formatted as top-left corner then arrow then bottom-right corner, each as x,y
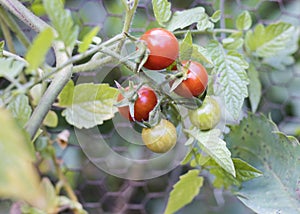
0,0 -> 299,213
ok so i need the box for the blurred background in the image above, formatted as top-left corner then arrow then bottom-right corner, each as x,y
1,0 -> 300,213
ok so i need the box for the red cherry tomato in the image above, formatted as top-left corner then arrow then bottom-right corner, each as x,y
172,61 -> 208,98
140,28 -> 179,70
117,86 -> 158,122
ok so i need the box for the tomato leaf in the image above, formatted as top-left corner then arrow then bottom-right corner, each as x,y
192,44 -> 213,65
0,108 -> 46,209
225,114 -> 300,213
209,158 -> 262,189
207,41 -> 249,119
152,0 -> 172,27
43,0 -> 79,49
167,7 -> 206,31
25,27 -> 55,74
58,83 -> 118,129
43,110 -> 58,127
247,64 -> 261,113
262,27 -> 299,70
185,128 -> 236,177
245,22 -> 295,57
179,31 -> 193,61
197,12 -> 214,31
164,169 -> 203,214
58,80 -> 74,107
7,94 -> 32,127
78,27 -> 100,53
236,11 -> 252,31
0,58 -> 25,79
223,32 -> 244,50
210,10 -> 221,23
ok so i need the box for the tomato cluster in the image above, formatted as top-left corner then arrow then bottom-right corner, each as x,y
116,28 -> 220,153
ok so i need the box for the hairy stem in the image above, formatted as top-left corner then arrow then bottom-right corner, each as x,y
173,28 -> 239,36
0,0 -> 49,32
0,6 -> 31,48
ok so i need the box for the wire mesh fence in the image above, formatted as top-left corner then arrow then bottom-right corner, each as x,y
1,0 -> 300,213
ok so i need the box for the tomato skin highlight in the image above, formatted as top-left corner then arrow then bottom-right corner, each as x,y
117,86 -> 158,122
142,119 -> 177,153
188,96 -> 221,130
140,28 -> 179,70
172,61 -> 208,98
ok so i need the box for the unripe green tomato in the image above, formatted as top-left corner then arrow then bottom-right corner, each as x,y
141,119 -> 177,153
188,96 -> 221,130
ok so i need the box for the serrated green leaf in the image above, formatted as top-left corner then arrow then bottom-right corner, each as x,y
186,128 -> 236,177
7,94 -> 32,127
43,110 -> 58,127
248,64 -> 261,113
262,27 -> 299,70
191,44 -> 213,65
152,0 -> 172,27
0,58 -> 25,79
209,158 -> 262,189
207,41 -> 249,119
25,27 -> 55,74
167,7 -> 206,31
179,31 -> 193,61
164,169 -> 203,214
60,83 -> 118,129
245,22 -> 295,57
197,12 -> 214,31
225,114 -> 300,213
0,108 -> 46,209
44,0 -> 79,49
223,32 -> 244,50
78,27 -> 100,53
236,11 -> 252,31
58,80 -> 74,107
210,10 -> 221,23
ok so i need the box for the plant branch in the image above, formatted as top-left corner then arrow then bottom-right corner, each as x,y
0,16 -> 15,53
0,0 -> 49,32
173,28 -> 239,36
0,5 -> 31,48
51,152 -> 80,214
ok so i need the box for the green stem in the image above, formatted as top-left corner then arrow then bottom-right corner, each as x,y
0,15 -> 15,53
173,28 -> 240,36
0,6 -> 31,48
0,0 -> 49,32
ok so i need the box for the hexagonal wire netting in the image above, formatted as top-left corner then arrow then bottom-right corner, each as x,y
1,0 -> 300,213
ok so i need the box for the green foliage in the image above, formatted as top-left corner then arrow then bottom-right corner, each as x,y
43,0 -> 79,49
179,31 -> 193,61
185,128 -> 236,177
207,41 -> 249,119
236,11 -> 252,31
25,27 -> 55,74
0,108 -> 46,209
43,110 -> 58,127
225,114 -> 300,213
58,82 -> 118,129
166,7 -> 208,31
222,32 -> 244,50
245,22 -> 295,57
247,64 -> 261,112
0,58 -> 25,79
78,27 -> 100,53
210,10 -> 221,23
152,0 -> 172,27
7,94 -> 32,127
0,40 -> 4,57
164,169 -> 203,214
178,32 -> 212,64
209,158 -> 262,189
